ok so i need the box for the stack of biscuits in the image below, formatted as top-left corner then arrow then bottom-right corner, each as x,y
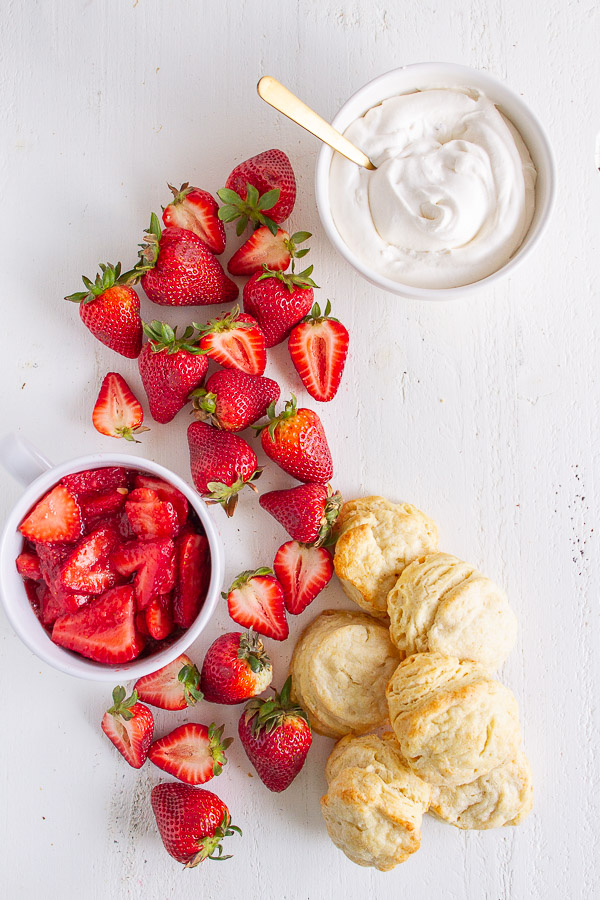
289,496 -> 532,872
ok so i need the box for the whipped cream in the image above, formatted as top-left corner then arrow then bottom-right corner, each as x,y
329,88 -> 537,289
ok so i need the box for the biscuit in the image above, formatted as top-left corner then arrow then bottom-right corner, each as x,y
387,552 -> 518,670
289,610 -> 400,738
333,497 -> 439,618
321,733 -> 431,870
430,749 -> 533,829
386,652 -> 521,786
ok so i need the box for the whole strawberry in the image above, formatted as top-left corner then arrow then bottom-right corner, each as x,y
238,676 -> 312,792
138,321 -> 208,424
66,262 -> 142,358
151,782 -> 241,867
187,421 -> 261,516
200,631 -> 273,704
258,395 -> 333,483
222,149 -> 296,224
243,264 -> 317,348
260,484 -> 342,545
191,370 -> 280,432
162,183 -> 226,254
288,300 -> 349,402
136,213 -> 238,306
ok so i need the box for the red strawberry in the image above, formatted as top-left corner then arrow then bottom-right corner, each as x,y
227,227 -> 290,276
92,372 -> 149,441
59,523 -> 120,594
101,685 -> 154,768
138,320 -> 208,424
151,783 -> 241,866
238,676 -> 312,792
273,540 -> 333,614
80,489 -> 128,531
200,631 -> 273,705
258,395 -> 333,483
162,183 -> 226,255
145,593 -> 175,640
224,569 -> 288,641
52,584 -> 145,663
191,369 -> 280,432
65,262 -> 143,358
19,484 -> 82,543
148,723 -> 232,785
125,487 -> 179,540
135,654 -> 203,710
194,307 -> 267,375
111,538 -> 175,610
221,149 -> 296,225
187,421 -> 262,516
16,551 -> 41,580
37,581 -> 89,627
243,265 -> 317,348
35,541 -> 73,591
133,474 -> 189,526
173,531 -> 210,628
62,467 -> 127,497
137,214 -> 237,306
288,300 -> 349,402
260,484 -> 342,546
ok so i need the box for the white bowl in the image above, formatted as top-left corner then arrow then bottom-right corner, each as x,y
0,435 -> 224,682
315,62 -> 556,300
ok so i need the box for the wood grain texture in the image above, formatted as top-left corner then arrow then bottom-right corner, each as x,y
0,0 -> 599,897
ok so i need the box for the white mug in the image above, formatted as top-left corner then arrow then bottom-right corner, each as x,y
0,434 -> 224,681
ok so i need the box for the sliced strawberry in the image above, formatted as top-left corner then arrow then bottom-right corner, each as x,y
92,372 -> 149,441
125,488 -> 179,540
173,532 -> 210,628
35,541 -> 72,590
195,306 -> 267,376
135,654 -> 203,710
111,538 -> 175,610
227,226 -> 290,276
273,541 -> 333,615
52,585 -> 145,663
19,484 -> 82,543
224,569 -> 288,641
16,551 -> 41,580
62,467 -> 127,497
148,723 -> 232,785
288,300 -> 349,402
101,686 -> 154,768
136,610 -> 150,636
80,488 -> 128,531
145,593 -> 175,640
59,524 -> 120,594
162,184 -> 226,255
133,474 -> 188,526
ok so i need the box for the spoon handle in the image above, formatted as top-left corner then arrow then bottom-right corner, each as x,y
257,76 -> 375,170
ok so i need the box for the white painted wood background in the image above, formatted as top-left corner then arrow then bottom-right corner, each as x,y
0,1 -> 598,897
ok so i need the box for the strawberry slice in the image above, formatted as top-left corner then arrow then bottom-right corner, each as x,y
59,524 -> 121,594
195,306 -> 266,376
173,532 -> 210,628
224,568 -> 288,641
16,551 -> 42,580
227,226 -> 290,276
133,474 -> 188,526
125,488 -> 179,540
19,484 -> 82,543
40,583 -> 90,626
273,541 -> 333,615
101,685 -> 154,768
80,488 -> 128,531
52,584 -> 145,663
62,466 -> 127,497
92,372 -> 149,441
162,184 -> 226,255
111,538 -> 175,610
148,723 -> 232,785
135,654 -> 203,710
145,593 -> 175,640
288,300 -> 349,402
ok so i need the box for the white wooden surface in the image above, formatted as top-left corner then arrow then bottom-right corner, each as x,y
1,1 -> 599,897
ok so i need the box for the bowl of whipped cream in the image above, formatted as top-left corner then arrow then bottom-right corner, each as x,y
315,63 -> 555,299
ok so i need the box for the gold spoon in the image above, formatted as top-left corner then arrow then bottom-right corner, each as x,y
257,76 -> 376,170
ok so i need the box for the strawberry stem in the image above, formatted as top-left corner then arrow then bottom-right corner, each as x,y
65,262 -> 139,304
217,183 -> 280,236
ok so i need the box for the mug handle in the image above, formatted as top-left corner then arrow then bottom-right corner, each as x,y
0,433 -> 54,486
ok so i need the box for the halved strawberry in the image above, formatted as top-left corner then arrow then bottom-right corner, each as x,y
125,488 -> 179,540
288,300 -> 349,402
19,484 -> 82,544
59,524 -> 120,594
173,532 -> 210,628
273,541 -> 333,614
92,372 -> 149,441
227,227 -> 289,276
101,685 -> 154,768
80,489 -> 128,531
62,467 -> 128,497
35,542 -> 72,590
224,569 -> 288,641
148,723 -> 232,785
162,184 -> 226,255
133,474 -> 188,526
145,593 -> 175,641
135,654 -> 203,710
16,551 -> 41,580
38,583 -> 89,627
194,306 -> 266,376
111,538 -> 175,610
52,585 -> 145,663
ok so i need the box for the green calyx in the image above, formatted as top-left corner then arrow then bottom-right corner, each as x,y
207,723 -> 234,776
242,676 -> 310,737
315,490 -> 344,548
282,230 -> 312,261
177,663 -> 203,706
217,183 -> 280,236
193,305 -> 252,340
189,388 -> 218,424
142,320 -> 201,355
65,262 -> 139,304
166,181 -> 193,206
222,567 -> 273,599
256,262 -> 318,294
206,468 -> 263,518
107,685 -> 139,721
254,395 -> 297,441
237,629 -> 271,675
115,424 -> 150,443
133,212 -> 163,276
185,811 -> 242,867
300,299 -> 338,324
